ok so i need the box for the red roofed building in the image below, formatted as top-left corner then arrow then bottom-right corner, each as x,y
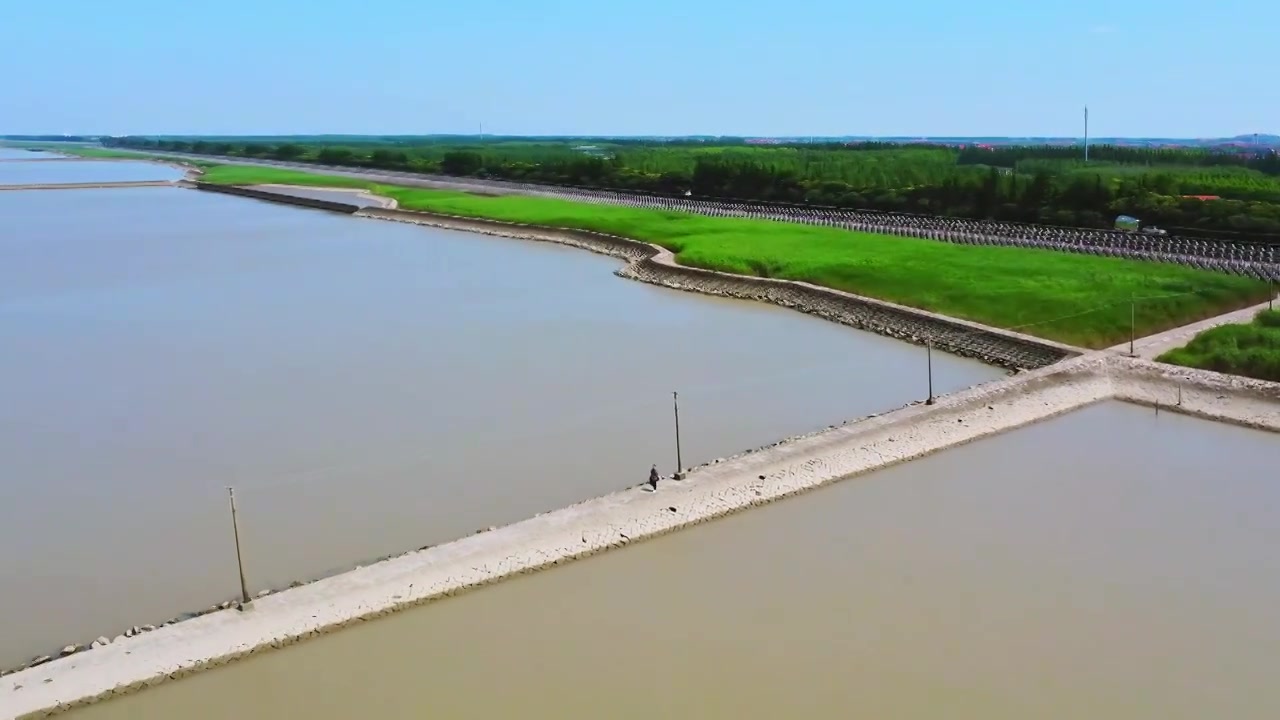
1182,195 -> 1221,201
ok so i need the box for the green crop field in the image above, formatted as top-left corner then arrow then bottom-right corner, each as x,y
197,164 -> 1270,348
198,165 -> 371,188
107,133 -> 1280,242
1158,309 -> 1280,382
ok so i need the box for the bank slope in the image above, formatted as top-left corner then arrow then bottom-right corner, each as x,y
1159,309 -> 1280,382
198,165 -> 1269,348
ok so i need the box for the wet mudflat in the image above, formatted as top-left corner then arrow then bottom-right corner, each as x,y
0,187 -> 999,667
63,401 -> 1280,720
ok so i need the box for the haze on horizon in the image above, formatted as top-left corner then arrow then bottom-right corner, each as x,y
1,0 -> 1274,138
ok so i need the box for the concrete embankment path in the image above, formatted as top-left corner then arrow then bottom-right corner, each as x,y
3,351 -> 1279,719
0,181 -> 177,191
1110,296 -> 1278,359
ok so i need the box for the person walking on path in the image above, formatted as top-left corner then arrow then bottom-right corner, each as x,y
648,464 -> 660,491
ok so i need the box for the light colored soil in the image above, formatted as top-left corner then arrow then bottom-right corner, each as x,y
1109,297 -> 1277,359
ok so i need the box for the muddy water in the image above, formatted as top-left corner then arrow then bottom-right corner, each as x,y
0,157 -> 181,184
0,187 -> 999,666
65,402 -> 1280,720
0,147 -> 66,160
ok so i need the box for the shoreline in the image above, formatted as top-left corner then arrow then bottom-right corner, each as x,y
0,180 -> 177,191
3,355 -> 1277,719
16,155 -> 1264,356
4,178 -> 1280,717
251,183 -> 398,209
353,206 -> 1081,370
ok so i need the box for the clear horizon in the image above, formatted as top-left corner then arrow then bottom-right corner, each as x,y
2,0 -> 1274,137
4,132 -> 1277,142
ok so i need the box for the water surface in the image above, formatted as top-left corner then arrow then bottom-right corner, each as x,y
0,147 -> 67,160
0,187 -> 999,665
66,403 -> 1280,720
0,158 -> 181,185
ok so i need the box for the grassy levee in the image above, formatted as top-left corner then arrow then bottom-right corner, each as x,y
198,165 -> 374,188
51,146 -> 217,166
1158,309 -> 1280,382
197,164 -> 1270,349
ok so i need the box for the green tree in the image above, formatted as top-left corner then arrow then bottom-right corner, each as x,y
317,147 -> 356,165
273,144 -> 304,160
440,151 -> 484,176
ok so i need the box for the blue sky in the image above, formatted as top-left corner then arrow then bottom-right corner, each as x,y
2,0 -> 1273,137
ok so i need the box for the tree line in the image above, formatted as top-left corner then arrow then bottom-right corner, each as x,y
103,136 -> 1280,242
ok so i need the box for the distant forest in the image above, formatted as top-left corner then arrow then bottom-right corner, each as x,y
103,136 -> 1280,241
1,135 -> 95,142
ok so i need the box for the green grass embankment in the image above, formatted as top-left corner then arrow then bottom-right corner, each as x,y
197,165 -> 1270,349
199,165 -> 371,187
50,146 -> 217,167
1158,309 -> 1280,382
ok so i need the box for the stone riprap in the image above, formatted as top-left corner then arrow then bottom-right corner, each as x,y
190,182 -> 361,213
357,207 -> 1078,371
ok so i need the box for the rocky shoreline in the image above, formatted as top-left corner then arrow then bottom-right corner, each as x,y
356,207 -> 1080,370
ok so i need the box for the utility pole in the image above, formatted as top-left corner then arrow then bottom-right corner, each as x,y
227,487 -> 251,609
1084,106 -> 1089,163
925,339 -> 935,405
1129,293 -> 1136,356
672,391 -> 684,480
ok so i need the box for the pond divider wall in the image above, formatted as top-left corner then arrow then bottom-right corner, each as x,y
190,182 -> 361,214
1113,357 -> 1280,430
0,181 -> 176,191
6,355 -> 1278,719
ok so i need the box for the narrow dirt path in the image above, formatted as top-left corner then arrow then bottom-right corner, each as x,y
1109,296 -> 1276,359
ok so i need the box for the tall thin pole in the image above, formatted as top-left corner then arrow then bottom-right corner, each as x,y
228,487 -> 250,608
1084,106 -> 1089,163
1129,293 -> 1136,356
925,340 -> 935,405
672,392 -> 683,479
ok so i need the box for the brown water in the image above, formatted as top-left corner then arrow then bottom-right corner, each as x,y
0,187 -> 1000,666
66,402 -> 1280,719
0,148 -> 66,160
0,157 -> 182,185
